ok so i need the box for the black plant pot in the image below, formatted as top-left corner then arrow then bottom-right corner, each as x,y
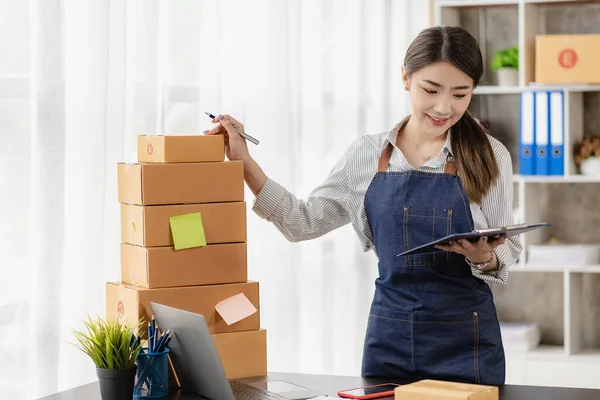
97,367 -> 137,400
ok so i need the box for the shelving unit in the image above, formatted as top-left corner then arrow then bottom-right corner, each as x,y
434,0 -> 600,389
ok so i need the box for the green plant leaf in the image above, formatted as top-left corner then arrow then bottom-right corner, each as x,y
490,46 -> 519,72
70,314 -> 144,370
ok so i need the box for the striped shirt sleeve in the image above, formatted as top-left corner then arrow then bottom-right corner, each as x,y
252,151 -> 351,242
251,129 -> 522,286
472,138 -> 523,284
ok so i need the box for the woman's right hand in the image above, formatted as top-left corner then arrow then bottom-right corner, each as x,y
204,114 -> 251,162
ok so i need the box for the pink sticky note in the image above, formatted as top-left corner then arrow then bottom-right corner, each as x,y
215,293 -> 257,325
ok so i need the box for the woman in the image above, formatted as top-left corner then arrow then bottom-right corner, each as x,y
205,26 -> 522,385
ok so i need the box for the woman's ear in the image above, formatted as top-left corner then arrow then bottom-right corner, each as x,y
401,65 -> 409,91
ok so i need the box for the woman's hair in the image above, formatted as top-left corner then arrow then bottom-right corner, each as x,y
404,26 -> 499,205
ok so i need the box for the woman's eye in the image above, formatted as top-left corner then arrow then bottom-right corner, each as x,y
454,94 -> 467,99
423,88 -> 437,94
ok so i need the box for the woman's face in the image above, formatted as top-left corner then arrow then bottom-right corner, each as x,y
402,61 -> 474,137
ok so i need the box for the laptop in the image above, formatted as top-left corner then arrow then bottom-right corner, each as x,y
150,302 -> 325,400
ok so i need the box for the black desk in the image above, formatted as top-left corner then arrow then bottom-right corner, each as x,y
36,371 -> 600,400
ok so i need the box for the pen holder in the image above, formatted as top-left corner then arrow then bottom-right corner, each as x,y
133,348 -> 169,398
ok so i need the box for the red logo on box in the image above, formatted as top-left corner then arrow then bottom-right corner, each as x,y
558,49 -> 577,69
117,301 -> 124,318
147,144 -> 154,155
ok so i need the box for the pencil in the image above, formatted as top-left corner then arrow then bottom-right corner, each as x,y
204,112 -> 260,145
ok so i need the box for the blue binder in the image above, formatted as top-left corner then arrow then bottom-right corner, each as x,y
519,91 -> 535,175
549,91 -> 565,176
534,91 -> 550,175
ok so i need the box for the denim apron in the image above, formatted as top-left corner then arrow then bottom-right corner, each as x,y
361,135 -> 506,385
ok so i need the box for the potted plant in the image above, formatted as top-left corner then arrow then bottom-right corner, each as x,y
490,46 -> 519,86
72,315 -> 144,400
574,135 -> 600,176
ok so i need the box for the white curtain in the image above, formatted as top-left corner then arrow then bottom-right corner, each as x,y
0,1 -> 431,398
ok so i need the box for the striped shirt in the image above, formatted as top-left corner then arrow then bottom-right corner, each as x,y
252,121 -> 523,284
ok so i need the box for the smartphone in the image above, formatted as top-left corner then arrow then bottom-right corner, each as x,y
337,383 -> 400,399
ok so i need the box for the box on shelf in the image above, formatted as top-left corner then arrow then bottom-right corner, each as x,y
137,134 -> 225,163
117,161 -> 244,205
535,34 -> 600,84
394,380 -> 498,400
120,242 -> 247,288
528,243 -> 600,267
106,281 -> 259,336
121,202 -> 246,247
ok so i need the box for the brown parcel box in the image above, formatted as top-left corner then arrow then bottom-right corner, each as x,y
395,380 -> 498,400
536,34 -> 600,84
120,242 -> 247,288
117,161 -> 244,205
121,202 -> 246,247
138,134 -> 225,163
213,329 -> 267,380
168,329 -> 267,388
106,281 -> 259,337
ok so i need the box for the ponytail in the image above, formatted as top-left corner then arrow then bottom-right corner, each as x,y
451,111 -> 499,204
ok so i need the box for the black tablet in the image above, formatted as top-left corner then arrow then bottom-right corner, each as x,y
396,223 -> 551,256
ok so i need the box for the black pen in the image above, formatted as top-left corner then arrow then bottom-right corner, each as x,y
205,112 -> 260,145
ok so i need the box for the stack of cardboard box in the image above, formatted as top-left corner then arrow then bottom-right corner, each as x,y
106,134 -> 266,386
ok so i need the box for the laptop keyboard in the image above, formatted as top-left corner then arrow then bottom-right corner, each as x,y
230,380 -> 290,400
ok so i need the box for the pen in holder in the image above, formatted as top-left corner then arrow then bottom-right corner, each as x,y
133,348 -> 170,398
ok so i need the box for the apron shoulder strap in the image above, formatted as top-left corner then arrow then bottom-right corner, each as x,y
445,153 -> 457,175
378,142 -> 394,172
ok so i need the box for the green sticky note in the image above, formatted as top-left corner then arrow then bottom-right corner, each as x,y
169,212 -> 207,250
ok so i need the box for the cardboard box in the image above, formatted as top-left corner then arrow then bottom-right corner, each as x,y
117,161 -> 244,205
121,202 -> 246,247
395,380 -> 498,400
536,34 -> 600,84
106,281 -> 259,336
168,329 -> 267,388
137,134 -> 225,163
120,242 -> 247,288
213,329 -> 267,379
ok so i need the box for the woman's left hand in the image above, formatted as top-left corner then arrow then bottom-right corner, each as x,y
435,235 -> 506,263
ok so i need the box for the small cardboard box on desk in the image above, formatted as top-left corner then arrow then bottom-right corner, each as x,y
395,380 -> 498,400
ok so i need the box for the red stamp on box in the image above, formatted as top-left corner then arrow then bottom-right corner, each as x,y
117,301 -> 124,318
558,49 -> 577,69
147,144 -> 154,155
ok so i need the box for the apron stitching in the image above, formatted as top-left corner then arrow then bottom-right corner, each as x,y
410,314 -> 415,374
404,206 -> 409,266
447,209 -> 453,265
368,315 -> 481,324
410,262 -> 445,266
409,214 -> 449,218
370,315 -> 411,322
432,208 -> 436,265
474,312 -> 480,383
411,320 -> 474,324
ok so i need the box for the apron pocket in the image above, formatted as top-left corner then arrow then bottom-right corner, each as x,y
473,311 -> 506,385
403,207 -> 452,267
362,309 -> 413,379
411,311 -> 480,384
